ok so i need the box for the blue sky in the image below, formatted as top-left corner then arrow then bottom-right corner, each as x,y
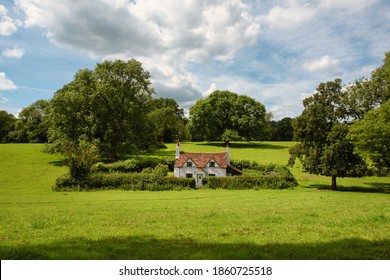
1,0 -> 389,119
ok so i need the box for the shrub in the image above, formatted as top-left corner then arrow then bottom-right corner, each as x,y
202,169 -> 297,190
66,141 -> 99,179
91,157 -> 176,173
54,172 -> 195,191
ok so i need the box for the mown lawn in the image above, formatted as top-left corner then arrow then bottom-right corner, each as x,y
0,143 -> 389,259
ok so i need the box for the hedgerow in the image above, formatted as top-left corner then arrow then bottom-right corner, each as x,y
202,164 -> 297,190
91,157 -> 176,173
54,172 -> 195,191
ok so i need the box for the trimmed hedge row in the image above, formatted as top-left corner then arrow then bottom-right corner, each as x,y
202,172 -> 297,190
54,172 -> 195,191
92,157 -> 176,173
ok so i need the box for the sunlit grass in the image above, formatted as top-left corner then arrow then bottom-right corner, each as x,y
0,143 -> 389,259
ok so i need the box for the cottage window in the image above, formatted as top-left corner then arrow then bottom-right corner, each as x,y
209,174 -> 216,177
209,161 -> 216,167
186,161 -> 193,167
186,173 -> 193,178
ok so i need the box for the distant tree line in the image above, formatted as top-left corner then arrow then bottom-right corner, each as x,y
0,59 -> 293,150
1,51 -> 389,185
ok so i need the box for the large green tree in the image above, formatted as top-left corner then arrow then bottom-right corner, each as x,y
339,52 -> 390,120
289,79 -> 366,190
0,110 -> 16,143
50,59 -> 155,160
147,98 -> 188,142
188,90 -> 266,141
9,100 -> 50,143
270,117 -> 294,141
348,99 -> 390,175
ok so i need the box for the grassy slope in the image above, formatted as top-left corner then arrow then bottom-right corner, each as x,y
0,143 -> 389,260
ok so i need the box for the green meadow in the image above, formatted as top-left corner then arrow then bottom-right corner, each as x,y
0,143 -> 389,259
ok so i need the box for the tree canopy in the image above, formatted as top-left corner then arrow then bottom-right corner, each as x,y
50,59 -> 155,160
13,100 -> 50,143
147,98 -> 188,142
348,99 -> 390,175
289,79 -> 366,190
188,90 -> 266,141
0,110 -> 16,143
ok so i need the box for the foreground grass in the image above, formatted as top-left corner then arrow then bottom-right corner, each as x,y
0,143 -> 389,259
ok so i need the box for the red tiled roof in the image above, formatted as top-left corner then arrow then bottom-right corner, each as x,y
175,152 -> 229,168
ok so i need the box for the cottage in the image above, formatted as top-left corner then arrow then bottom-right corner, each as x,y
174,143 -> 242,186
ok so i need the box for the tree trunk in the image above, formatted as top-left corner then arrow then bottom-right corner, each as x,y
331,175 -> 337,191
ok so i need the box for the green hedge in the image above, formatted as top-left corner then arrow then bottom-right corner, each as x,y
202,172 -> 297,190
91,157 -> 176,173
54,172 -> 195,191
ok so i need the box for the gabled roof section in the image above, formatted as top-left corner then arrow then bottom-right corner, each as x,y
175,152 -> 229,168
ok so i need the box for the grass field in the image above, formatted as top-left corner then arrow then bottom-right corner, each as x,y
0,143 -> 389,259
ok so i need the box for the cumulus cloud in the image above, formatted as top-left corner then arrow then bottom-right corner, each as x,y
303,55 -> 339,72
14,0 -> 261,108
0,72 -> 17,90
261,3 -> 316,29
0,5 -> 21,36
203,83 -> 218,97
9,0 -> 389,120
2,46 -> 25,59
16,0 -> 260,62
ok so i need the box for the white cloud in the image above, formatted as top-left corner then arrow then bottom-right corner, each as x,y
303,55 -> 339,72
2,46 -> 25,59
0,5 -> 21,36
196,74 -> 316,119
261,3 -> 316,29
16,0 -> 260,63
203,83 -> 218,97
15,0 -> 261,109
0,72 -> 17,90
7,0 -> 389,120
320,0 -> 378,12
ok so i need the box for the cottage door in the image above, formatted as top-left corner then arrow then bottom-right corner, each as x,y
196,174 -> 203,187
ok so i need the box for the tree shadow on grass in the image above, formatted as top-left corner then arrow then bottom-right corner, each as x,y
195,142 -> 288,150
49,160 -> 67,167
308,183 -> 390,194
1,236 -> 388,260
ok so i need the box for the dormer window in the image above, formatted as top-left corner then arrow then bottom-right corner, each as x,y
209,161 -> 216,167
186,161 -> 193,167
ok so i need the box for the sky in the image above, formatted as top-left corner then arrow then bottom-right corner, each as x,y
0,0 -> 389,119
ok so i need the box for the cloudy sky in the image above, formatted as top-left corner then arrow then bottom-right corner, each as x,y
1,0 -> 389,119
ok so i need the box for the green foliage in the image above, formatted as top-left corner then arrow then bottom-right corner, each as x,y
2,144 -> 390,260
202,172 -> 297,190
290,79 -> 367,189
221,129 -> 241,144
65,140 -> 100,180
49,59 -> 155,160
91,157 -> 175,173
146,98 -> 188,142
348,99 -> 390,175
189,90 -> 266,141
54,172 -> 195,191
320,125 -> 367,177
269,117 -> 294,141
230,159 -> 259,170
8,100 -> 50,143
141,163 -> 169,176
0,110 -> 16,143
337,52 -> 390,121
202,162 -> 296,189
